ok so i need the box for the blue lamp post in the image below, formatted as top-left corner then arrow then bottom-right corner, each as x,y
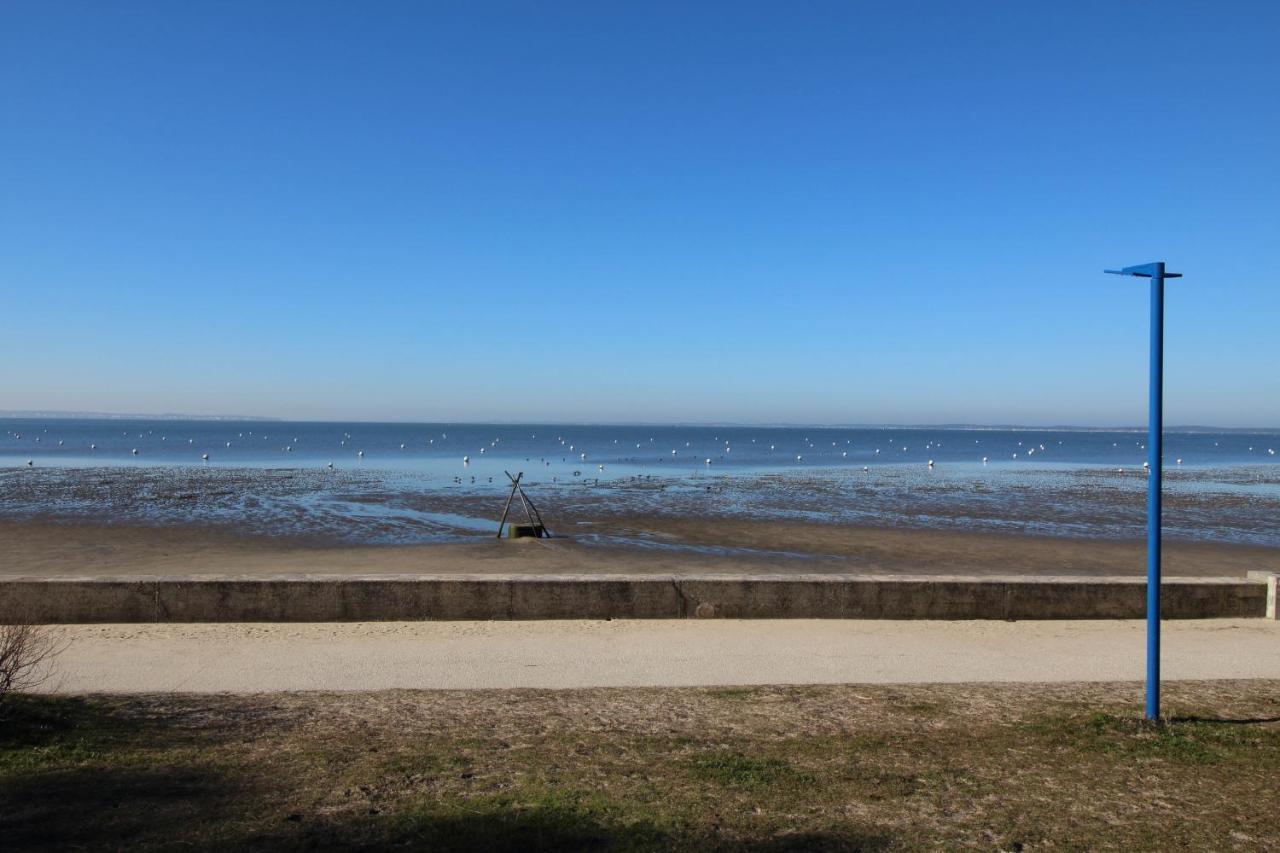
1104,262 -> 1182,721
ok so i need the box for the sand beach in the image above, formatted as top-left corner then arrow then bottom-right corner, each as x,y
3,516 -> 1278,579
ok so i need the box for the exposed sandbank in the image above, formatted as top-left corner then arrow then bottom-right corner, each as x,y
3,518 -> 1278,578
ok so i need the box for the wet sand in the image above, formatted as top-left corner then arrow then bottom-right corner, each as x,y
2,518 -> 1277,578
5,462 -> 1280,548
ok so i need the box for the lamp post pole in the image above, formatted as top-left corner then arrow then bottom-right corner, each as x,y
1104,262 -> 1181,721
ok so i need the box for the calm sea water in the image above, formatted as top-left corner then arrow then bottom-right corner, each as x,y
3,419 -> 1279,547
4,419 -> 1278,475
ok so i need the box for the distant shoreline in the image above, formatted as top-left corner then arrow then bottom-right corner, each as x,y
1,412 -> 1275,433
0,411 -> 279,422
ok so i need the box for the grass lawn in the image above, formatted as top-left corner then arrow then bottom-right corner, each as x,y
2,681 -> 1277,851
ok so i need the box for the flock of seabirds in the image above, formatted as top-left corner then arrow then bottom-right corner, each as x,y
5,426 -> 1278,480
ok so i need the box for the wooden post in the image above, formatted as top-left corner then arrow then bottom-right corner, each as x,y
496,471 -> 522,538
521,490 -> 547,530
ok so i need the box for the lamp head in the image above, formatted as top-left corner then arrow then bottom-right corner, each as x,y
1104,263 -> 1182,278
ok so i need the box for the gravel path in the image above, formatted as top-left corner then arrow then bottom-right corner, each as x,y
42,618 -> 1280,693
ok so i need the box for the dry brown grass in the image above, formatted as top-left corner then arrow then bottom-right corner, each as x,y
2,680 -> 1278,850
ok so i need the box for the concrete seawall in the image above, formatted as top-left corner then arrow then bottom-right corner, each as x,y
0,574 -> 1267,623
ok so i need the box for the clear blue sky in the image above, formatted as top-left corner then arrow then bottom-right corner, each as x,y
2,1 -> 1277,426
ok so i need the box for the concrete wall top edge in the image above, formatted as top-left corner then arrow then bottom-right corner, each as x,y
0,574 -> 1261,586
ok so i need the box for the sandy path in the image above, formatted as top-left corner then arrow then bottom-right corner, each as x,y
42,618 -> 1280,693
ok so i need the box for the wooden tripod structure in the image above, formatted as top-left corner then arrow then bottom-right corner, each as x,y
496,471 -> 550,538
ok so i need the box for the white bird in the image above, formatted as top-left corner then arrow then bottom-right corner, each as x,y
202,453 -> 209,460
796,455 -> 803,462
400,443 -> 405,449
705,458 -> 711,465
463,455 -> 470,464
90,443 -> 96,450
982,456 -> 988,463
26,459 -> 33,466
327,462 -> 334,469
131,448 -> 139,455
357,450 -> 364,457
1176,458 -> 1182,464
863,466 -> 869,472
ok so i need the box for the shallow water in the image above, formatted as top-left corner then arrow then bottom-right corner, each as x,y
2,418 -> 1279,548
4,419 -> 1279,477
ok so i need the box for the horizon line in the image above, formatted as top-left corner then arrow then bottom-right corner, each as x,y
2,410 -> 1277,433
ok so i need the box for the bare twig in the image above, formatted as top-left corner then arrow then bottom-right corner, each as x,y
0,622 -> 68,701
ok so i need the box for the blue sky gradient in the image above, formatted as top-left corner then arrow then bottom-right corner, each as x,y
2,1 -> 1278,425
